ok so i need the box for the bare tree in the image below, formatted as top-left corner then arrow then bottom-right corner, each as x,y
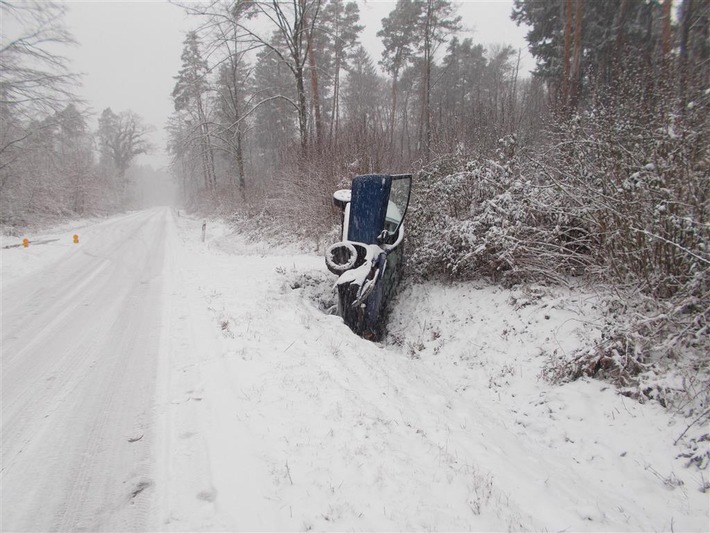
179,0 -> 322,156
197,0 -> 256,200
248,0 -> 322,155
0,1 -> 83,222
173,31 -> 218,191
1,0 -> 79,179
97,108 -> 152,202
0,1 -> 79,120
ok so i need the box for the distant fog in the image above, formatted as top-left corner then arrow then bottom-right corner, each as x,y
127,164 -> 180,209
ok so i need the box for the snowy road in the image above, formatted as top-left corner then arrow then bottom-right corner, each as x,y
1,208 -> 170,531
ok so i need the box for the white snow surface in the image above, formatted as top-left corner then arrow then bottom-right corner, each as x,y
1,207 -> 708,531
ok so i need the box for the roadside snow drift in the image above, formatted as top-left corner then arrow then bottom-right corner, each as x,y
156,213 -> 709,532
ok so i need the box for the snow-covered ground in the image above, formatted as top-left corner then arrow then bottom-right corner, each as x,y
2,207 -> 708,531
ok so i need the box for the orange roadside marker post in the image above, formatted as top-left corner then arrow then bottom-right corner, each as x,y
73,234 -> 79,244
22,238 -> 29,248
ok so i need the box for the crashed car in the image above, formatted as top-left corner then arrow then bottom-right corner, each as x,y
325,173 -> 412,339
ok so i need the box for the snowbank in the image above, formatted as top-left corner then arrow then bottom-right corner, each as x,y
154,213 -> 708,531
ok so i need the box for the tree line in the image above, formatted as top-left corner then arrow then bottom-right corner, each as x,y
0,1 -> 153,227
167,0 -> 536,216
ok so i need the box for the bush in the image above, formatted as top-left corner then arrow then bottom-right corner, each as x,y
405,109 -> 708,449
406,139 -> 591,286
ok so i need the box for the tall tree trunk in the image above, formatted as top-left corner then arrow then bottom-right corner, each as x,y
561,0 -> 573,106
295,63 -> 309,155
423,58 -> 432,162
207,132 -> 217,189
230,112 -> 246,198
389,73 -> 399,151
662,0 -> 673,59
611,0 -> 630,91
422,55 -> 432,162
678,0 -> 694,114
199,137 -> 210,190
305,23 -> 322,149
615,0 -> 630,52
569,0 -> 584,109
196,96 -> 216,191
236,129 -> 246,201
401,89 -> 411,162
422,0 -> 434,162
509,49 -> 521,133
329,53 -> 342,145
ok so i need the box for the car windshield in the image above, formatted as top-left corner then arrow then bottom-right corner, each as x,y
384,175 -> 411,233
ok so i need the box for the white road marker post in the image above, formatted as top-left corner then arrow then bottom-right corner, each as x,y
201,220 -> 206,242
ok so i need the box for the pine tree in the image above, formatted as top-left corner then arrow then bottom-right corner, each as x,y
418,0 -> 461,160
172,32 -> 217,191
378,0 -> 460,161
512,0 -> 667,108
250,38 -> 299,175
435,37 -> 486,146
316,0 -> 363,144
378,0 -> 421,151
341,46 -> 389,171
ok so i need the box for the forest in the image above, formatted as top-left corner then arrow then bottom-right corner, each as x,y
1,0 -> 708,419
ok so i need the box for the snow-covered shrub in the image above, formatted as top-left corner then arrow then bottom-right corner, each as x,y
408,96 -> 708,450
542,100 -> 709,300
541,273 -> 709,470
406,142 -> 591,285
217,153 -> 347,253
279,267 -> 337,313
537,91 -> 709,457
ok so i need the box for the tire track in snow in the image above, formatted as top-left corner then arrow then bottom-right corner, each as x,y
1,207 -> 169,531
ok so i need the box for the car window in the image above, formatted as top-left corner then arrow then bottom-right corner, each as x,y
384,175 -> 411,233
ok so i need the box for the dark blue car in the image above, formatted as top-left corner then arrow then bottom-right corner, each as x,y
325,174 -> 412,339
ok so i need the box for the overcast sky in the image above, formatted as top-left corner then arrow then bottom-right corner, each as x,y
62,0 -> 532,168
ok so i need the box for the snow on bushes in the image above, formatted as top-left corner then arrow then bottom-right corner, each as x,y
535,103 -> 710,466
406,123 -> 708,471
406,142 -> 590,285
